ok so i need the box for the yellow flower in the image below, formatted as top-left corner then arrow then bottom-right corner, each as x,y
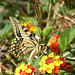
22,65 -> 27,71
15,63 -> 37,75
53,60 -> 60,66
23,23 -> 27,26
54,55 -> 60,59
30,27 -> 37,32
39,61 -> 43,66
51,36 -> 57,43
15,72 -> 20,75
39,52 -> 64,74
60,61 -> 63,64
25,68 -> 32,73
42,64 -> 48,71
23,21 -> 30,27
27,21 -> 30,25
48,63 -> 54,69
47,69 -> 52,73
42,56 -> 48,60
15,68 -> 20,73
19,64 -> 24,70
48,52 -> 54,58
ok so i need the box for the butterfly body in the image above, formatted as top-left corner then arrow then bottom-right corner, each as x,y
8,17 -> 46,61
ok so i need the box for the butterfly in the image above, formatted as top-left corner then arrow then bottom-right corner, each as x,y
8,17 -> 47,61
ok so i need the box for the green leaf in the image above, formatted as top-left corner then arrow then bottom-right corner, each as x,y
41,0 -> 49,11
43,73 -> 51,75
19,16 -> 37,27
17,62 -> 26,68
34,27 -> 41,35
0,72 -> 3,75
58,27 -> 75,52
32,56 -> 42,69
61,5 -> 67,16
0,20 -> 12,36
17,56 -> 23,61
64,72 -> 75,75
0,12 -> 3,23
42,26 -> 52,37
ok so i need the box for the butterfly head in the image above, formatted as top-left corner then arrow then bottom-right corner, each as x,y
40,43 -> 47,50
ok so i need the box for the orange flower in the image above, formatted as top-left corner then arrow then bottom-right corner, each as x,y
15,64 -> 37,75
39,52 -> 63,75
48,35 -> 60,53
23,22 -> 37,32
60,61 -> 73,72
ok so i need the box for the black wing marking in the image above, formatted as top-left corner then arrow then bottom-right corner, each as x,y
9,38 -> 36,57
9,17 -> 39,43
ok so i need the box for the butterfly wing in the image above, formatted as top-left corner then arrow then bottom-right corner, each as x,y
9,38 -> 36,57
9,17 -> 41,60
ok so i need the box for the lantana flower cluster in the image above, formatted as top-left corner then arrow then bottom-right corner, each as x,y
23,22 -> 37,32
39,52 -> 63,75
48,35 -> 60,53
60,58 -> 73,72
15,64 -> 37,75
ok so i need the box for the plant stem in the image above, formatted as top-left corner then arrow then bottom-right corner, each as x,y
5,54 -> 17,66
34,3 -> 41,39
27,2 -> 30,14
46,0 -> 52,27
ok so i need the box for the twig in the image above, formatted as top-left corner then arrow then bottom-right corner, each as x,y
34,3 -> 41,39
46,0 -> 52,27
66,57 -> 75,60
6,0 -> 27,5
63,51 -> 75,60
56,13 -> 75,24
63,51 -> 70,57
40,3 -> 49,8
0,62 -> 9,71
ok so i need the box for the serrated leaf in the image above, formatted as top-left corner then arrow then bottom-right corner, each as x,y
17,62 -> 26,68
32,56 -> 42,69
42,26 -> 52,37
58,27 -> 75,52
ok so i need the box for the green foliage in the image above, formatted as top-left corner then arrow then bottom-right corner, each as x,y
17,56 -> 23,61
0,12 -> 3,23
41,0 -> 49,12
61,4 -> 68,16
34,27 -> 41,35
17,62 -> 26,68
64,73 -> 75,75
0,73 -> 3,75
0,20 -> 13,38
42,26 -> 53,37
32,56 -> 42,69
43,73 -> 51,75
70,44 -> 75,57
19,16 -> 37,27
58,27 -> 75,52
